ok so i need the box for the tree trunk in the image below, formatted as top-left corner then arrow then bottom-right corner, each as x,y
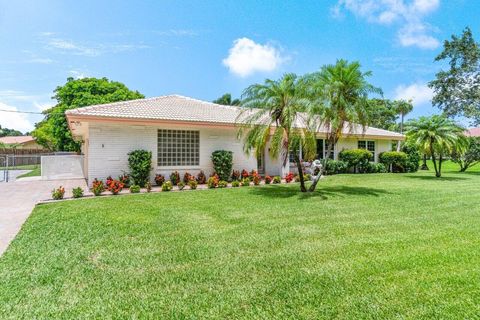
308,171 -> 322,192
420,154 -> 429,170
430,145 -> 439,177
294,154 -> 307,192
438,154 -> 443,177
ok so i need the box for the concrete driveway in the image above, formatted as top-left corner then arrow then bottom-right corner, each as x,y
0,178 -> 88,255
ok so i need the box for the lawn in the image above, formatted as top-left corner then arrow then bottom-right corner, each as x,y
1,163 -> 480,318
15,166 -> 41,179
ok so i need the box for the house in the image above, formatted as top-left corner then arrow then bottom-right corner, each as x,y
66,95 -> 404,183
0,135 -> 44,150
465,128 -> 480,137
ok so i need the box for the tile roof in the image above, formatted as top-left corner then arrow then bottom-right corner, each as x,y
66,94 -> 404,139
0,135 -> 35,144
465,127 -> 480,137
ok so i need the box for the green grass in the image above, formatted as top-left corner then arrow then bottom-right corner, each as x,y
0,164 -> 39,170
1,165 -> 480,318
15,166 -> 41,179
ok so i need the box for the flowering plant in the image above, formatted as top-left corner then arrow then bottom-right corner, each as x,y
285,173 -> 295,183
154,174 -> 165,186
170,171 -> 180,186
188,179 -> 198,190
264,175 -> 272,184
92,179 -> 105,196
218,180 -> 228,188
252,173 -> 261,185
162,181 -> 173,191
52,186 -> 65,200
207,175 -> 219,189
231,170 -> 240,181
118,173 -> 130,187
183,172 -> 193,184
107,179 -> 124,195
241,178 -> 250,186
196,171 -> 207,184
241,169 -> 249,179
272,176 -> 281,184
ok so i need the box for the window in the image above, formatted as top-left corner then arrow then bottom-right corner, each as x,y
358,140 -> 375,154
157,129 -> 199,166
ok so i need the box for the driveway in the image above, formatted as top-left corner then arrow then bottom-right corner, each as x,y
0,178 -> 88,255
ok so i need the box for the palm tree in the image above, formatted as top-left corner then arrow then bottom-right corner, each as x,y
238,73 -> 316,192
394,99 -> 413,151
406,116 -> 465,177
213,93 -> 241,106
303,59 -> 381,191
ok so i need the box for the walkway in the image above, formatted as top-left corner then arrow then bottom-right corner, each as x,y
0,178 -> 88,255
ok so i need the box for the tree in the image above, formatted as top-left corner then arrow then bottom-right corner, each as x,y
451,136 -> 480,172
304,59 -> 381,190
238,73 -> 316,192
213,93 -> 241,106
32,77 -> 144,151
364,99 -> 399,131
0,126 -> 23,137
429,27 -> 480,124
406,116 -> 465,177
393,99 -> 413,151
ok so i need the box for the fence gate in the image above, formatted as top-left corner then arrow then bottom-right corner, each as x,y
0,154 -> 48,182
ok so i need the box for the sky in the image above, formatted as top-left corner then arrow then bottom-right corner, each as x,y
0,0 -> 479,132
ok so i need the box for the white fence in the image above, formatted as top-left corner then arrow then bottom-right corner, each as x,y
41,155 -> 85,180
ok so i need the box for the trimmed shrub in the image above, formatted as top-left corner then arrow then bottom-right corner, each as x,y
51,186 -> 65,200
127,150 -> 152,187
92,179 -> 105,196
211,150 -> 233,181
207,175 -> 219,189
218,180 -> 228,188
231,170 -> 240,181
154,174 -> 165,186
272,176 -> 281,184
72,187 -> 84,198
402,144 -> 420,173
360,162 -> 387,173
146,182 -> 152,193
162,181 -> 173,192
188,180 -> 198,190
177,181 -> 186,190
265,175 -> 272,184
339,149 -> 372,173
197,171 -> 207,184
231,180 -> 240,187
129,185 -> 141,193
324,160 -> 348,175
241,178 -> 250,186
170,171 -> 180,186
379,151 -> 408,173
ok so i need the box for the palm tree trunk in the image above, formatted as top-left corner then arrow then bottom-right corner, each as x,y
438,154 -> 443,177
421,154 -> 429,170
294,154 -> 307,192
430,145 -> 439,177
396,113 -> 404,152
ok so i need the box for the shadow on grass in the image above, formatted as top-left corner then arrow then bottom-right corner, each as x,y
405,175 -> 468,181
248,184 -> 390,200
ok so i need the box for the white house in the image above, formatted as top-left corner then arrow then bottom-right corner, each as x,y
66,95 -> 404,183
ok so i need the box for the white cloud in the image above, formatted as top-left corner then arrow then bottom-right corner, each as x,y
0,102 -> 34,132
68,70 -> 88,79
333,0 -> 440,49
222,38 -> 285,77
394,82 -> 433,106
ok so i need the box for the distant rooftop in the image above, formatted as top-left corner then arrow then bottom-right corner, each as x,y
465,128 -> 480,137
0,135 -> 35,145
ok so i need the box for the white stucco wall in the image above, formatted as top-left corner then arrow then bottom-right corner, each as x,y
86,122 -> 257,183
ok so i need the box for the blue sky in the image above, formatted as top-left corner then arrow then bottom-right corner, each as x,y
0,0 -> 479,132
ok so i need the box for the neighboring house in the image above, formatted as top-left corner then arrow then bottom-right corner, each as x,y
0,136 -> 44,150
66,95 -> 404,183
465,128 -> 480,137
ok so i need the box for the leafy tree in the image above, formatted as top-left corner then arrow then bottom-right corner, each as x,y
0,126 -> 23,137
213,93 -> 241,106
429,27 -> 480,124
304,59 -> 381,189
406,116 -> 465,177
451,136 -> 480,172
33,77 -> 144,151
364,99 -> 399,131
238,73 -> 316,192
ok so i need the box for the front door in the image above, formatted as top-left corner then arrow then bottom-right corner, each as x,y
257,151 -> 265,174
